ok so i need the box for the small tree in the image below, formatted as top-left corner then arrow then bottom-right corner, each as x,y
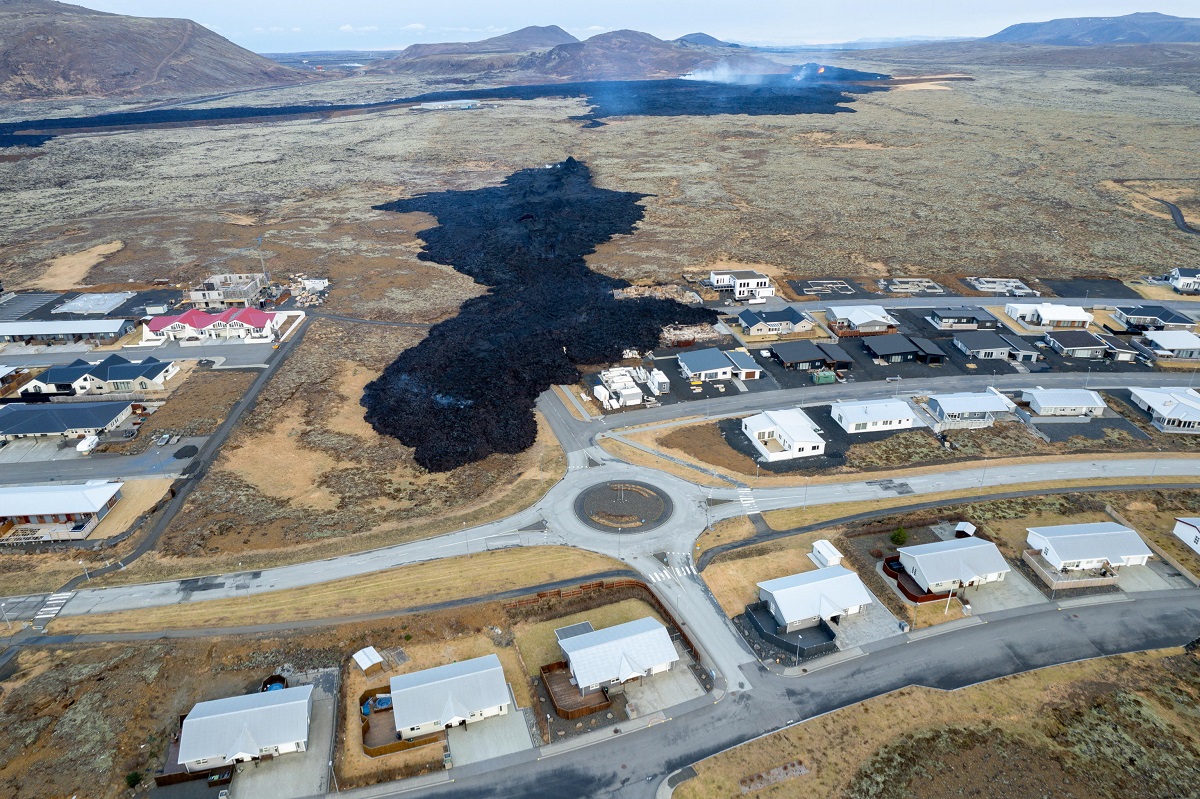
125,772 -> 142,789
890,527 -> 908,546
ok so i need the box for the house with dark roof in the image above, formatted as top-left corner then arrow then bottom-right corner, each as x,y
0,319 -> 134,344
1043,330 -> 1107,359
1168,268 -> 1200,294
1095,333 -> 1138,362
928,307 -> 999,330
863,334 -> 945,364
20,355 -> 178,396
0,401 -> 132,441
736,307 -> 812,337
1113,306 -> 1194,332
952,330 -> 1015,360
677,348 -> 761,381
770,340 -> 852,371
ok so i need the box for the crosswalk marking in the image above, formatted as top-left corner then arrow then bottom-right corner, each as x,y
737,488 -> 761,515
647,564 -> 697,583
31,592 -> 73,630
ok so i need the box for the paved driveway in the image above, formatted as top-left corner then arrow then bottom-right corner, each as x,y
230,670 -> 336,799
446,695 -> 534,768
831,591 -> 903,649
1117,562 -> 1187,593
624,644 -> 705,718
0,439 -> 85,464
961,569 -> 1048,615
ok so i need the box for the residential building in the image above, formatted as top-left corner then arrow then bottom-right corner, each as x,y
1000,334 -> 1041,362
826,305 -> 898,336
709,270 -> 774,300
952,330 -> 1015,360
0,481 -> 123,541
143,307 -> 281,344
0,401 -> 132,441
1113,305 -> 1194,331
1095,334 -> 1138,362
736,307 -> 812,337
1021,388 -> 1106,417
1043,330 -> 1108,359
558,617 -> 679,696
0,319 -> 133,344
758,566 -> 873,633
188,273 -> 269,309
770,340 -> 852,371
863,333 -> 945,364
742,408 -> 825,462
830,398 -> 915,434
928,307 -> 999,330
677,348 -> 760,382
925,389 -> 1016,430
1172,517 -> 1200,557
1142,330 -> 1200,360
177,685 -> 313,773
897,538 -> 1010,593
20,355 -> 178,396
389,654 -> 511,740
1005,303 -> 1093,329
1129,387 -> 1200,433
1168,267 -> 1200,294
1026,522 -> 1152,571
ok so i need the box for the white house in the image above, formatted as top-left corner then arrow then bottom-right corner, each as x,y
826,305 -> 898,335
709,270 -> 775,300
830,398 -> 915,434
21,355 -> 178,396
758,566 -> 873,633
1168,267 -> 1200,294
1005,303 -> 1093,329
1172,517 -> 1200,556
1142,330 -> 1200,360
1026,522 -> 1152,571
678,348 -> 760,382
1129,387 -> 1200,433
558,617 -> 679,696
741,409 -> 825,462
143,307 -> 281,344
925,389 -> 1016,430
389,654 -> 511,740
1021,388 -> 1106,417
897,537 -> 1010,594
0,480 -> 123,541
177,685 -> 313,773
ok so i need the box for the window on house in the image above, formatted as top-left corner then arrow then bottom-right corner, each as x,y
853,423 -> 866,431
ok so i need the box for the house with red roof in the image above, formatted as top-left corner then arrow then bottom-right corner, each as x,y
142,307 -> 281,344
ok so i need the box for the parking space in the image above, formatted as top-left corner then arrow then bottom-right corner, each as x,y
229,670 -> 336,799
1031,345 -> 1153,376
1117,563 -> 1188,593
0,438 -> 87,464
830,591 -> 904,649
623,642 -> 705,718
446,694 -> 534,767
963,569 -> 1049,615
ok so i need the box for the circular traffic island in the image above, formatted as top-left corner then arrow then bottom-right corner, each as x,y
574,480 -> 674,533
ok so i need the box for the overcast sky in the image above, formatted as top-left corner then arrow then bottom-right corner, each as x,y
82,2 -> 1198,52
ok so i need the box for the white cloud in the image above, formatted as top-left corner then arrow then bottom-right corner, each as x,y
339,24 -> 379,34
338,24 -> 353,32
402,23 -> 426,31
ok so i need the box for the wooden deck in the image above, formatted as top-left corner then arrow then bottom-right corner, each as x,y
542,662 -> 612,719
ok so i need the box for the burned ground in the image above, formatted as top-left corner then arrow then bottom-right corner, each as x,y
364,158 -> 713,471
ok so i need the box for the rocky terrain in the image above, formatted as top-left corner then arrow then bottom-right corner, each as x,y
0,0 -> 310,99
984,11 -> 1200,46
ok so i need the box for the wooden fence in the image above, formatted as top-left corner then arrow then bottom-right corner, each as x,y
1021,550 -> 1118,590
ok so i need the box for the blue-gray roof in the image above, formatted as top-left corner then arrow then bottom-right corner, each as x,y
39,354 -> 169,387
1116,306 -> 1193,325
725,350 -> 760,371
0,401 -> 131,436
678,348 -> 734,374
738,307 -> 805,327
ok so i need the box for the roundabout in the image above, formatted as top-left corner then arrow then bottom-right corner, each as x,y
573,479 -> 675,533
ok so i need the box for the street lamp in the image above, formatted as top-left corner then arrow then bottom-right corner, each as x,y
1,602 -> 11,631
79,560 -> 90,580
803,476 -> 811,510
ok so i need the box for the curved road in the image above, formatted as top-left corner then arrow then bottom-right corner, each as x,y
1151,196 -> 1200,236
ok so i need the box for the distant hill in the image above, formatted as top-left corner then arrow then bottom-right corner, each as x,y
517,29 -> 785,81
984,11 -> 1200,45
0,0 -> 309,99
371,25 -> 578,73
675,32 -> 739,48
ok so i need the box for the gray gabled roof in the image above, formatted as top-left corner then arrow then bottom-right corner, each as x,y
759,565 -> 873,623
0,319 -> 131,337
898,537 -> 1010,585
678,348 -> 733,374
1116,306 -> 1193,325
178,685 -> 312,765
560,617 -> 679,687
724,350 -> 760,372
1045,330 -> 1106,349
931,307 -> 997,322
954,330 -> 1011,351
0,481 -> 122,518
738,307 -> 805,328
1026,522 -> 1152,565
864,333 -> 918,357
910,337 -> 946,357
0,401 -> 131,436
390,654 -> 510,732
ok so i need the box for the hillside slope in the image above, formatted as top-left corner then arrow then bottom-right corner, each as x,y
0,0 -> 309,99
370,25 -> 577,73
985,11 -> 1200,45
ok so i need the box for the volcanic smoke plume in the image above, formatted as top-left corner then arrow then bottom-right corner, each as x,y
363,158 -> 714,472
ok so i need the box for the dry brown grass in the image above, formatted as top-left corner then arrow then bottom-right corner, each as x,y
88,478 -> 174,540
675,649 -> 1188,799
703,535 -> 824,617
49,546 -> 624,635
510,598 -> 664,676
694,516 -> 757,555
15,240 -> 124,289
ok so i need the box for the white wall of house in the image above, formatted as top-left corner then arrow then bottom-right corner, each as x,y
399,703 -> 508,741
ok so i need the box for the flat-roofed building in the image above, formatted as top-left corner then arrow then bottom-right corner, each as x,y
1021,388 -> 1106,417
742,408 -> 825,462
709,270 -> 774,300
830,398 -> 915,434
1005,303 -> 1093,329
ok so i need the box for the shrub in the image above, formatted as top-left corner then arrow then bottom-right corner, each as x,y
124,772 -> 142,789
869,547 -> 884,559
890,527 -> 908,546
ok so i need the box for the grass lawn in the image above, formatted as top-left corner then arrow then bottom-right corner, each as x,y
48,547 -> 625,635
702,533 -> 825,617
511,598 -> 664,676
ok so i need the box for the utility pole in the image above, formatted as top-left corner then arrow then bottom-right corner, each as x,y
79,560 -> 90,580
1,603 -> 11,631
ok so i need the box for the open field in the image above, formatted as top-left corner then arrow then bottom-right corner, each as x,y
703,534 -> 823,617
675,647 -> 1200,799
88,477 -> 174,540
48,546 -> 624,635
510,598 -> 664,676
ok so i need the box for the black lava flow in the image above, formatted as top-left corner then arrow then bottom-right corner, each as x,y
361,158 -> 714,472
0,65 -> 890,147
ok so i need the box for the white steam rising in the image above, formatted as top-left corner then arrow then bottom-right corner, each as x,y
680,63 -> 770,85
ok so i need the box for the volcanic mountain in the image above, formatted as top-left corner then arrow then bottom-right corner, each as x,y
984,11 -> 1200,45
0,0 -> 310,99
675,32 -> 740,48
369,25 -> 578,74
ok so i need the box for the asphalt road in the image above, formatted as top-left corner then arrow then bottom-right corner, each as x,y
0,339 -> 278,368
